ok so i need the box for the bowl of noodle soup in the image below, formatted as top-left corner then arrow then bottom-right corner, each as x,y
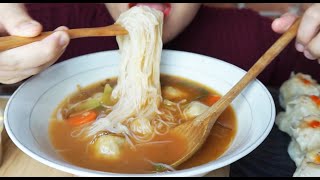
4,6 -> 275,177
4,49 -> 275,177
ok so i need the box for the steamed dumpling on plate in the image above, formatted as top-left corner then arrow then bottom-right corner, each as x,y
279,72 -> 320,109
291,115 -> 320,152
293,149 -> 320,177
275,95 -> 320,136
294,160 -> 320,177
288,140 -> 320,177
277,73 -> 320,177
288,139 -> 305,167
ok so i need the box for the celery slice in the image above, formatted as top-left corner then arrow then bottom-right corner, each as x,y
71,98 -> 101,113
101,84 -> 114,105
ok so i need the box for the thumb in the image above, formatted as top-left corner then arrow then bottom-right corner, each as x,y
0,3 -> 42,37
271,13 -> 298,34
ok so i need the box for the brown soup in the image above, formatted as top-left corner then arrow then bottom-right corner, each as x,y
49,74 -> 237,174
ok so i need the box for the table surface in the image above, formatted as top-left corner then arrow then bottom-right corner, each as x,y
0,96 -> 230,177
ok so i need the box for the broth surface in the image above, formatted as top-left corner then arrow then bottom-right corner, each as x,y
49,74 -> 237,173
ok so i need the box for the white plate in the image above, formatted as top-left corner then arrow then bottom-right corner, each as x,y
4,50 -> 275,177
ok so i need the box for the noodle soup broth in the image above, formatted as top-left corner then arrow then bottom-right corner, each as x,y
49,74 -> 237,174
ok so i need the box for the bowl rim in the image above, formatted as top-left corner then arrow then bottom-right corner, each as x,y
4,49 -> 275,177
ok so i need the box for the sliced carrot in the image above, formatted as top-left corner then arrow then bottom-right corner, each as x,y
66,110 -> 97,126
203,95 -> 221,106
298,76 -> 312,85
310,95 -> 320,106
309,120 -> 320,128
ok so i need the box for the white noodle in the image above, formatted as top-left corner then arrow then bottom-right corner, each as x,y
165,122 -> 178,127
145,159 -> 176,172
154,122 -> 169,136
84,6 -> 164,139
67,99 -> 88,110
178,99 -> 187,104
136,140 -> 173,147
55,149 -> 71,153
155,117 -> 170,127
56,108 -> 63,121
130,130 -> 155,143
96,112 -> 107,119
100,104 -> 113,109
216,120 -> 233,130
164,106 -> 177,112
178,99 -> 188,120
176,102 -> 184,120
163,110 -> 175,122
123,132 -> 136,150
71,124 -> 91,138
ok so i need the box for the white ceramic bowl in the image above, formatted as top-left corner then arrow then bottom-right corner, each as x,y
4,50 -> 275,177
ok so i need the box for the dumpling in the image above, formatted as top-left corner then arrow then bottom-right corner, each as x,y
162,86 -> 188,101
294,149 -> 320,177
279,72 -> 320,109
288,140 -> 305,167
275,95 -> 320,136
183,101 -> 209,119
275,112 -> 292,136
305,149 -> 320,165
294,160 -> 320,177
277,73 -> 320,177
90,134 -> 126,160
292,115 -> 320,152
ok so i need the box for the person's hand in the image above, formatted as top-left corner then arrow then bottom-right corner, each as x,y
0,3 -> 70,84
272,3 -> 320,63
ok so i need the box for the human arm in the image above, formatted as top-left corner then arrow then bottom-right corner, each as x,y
0,3 -> 70,84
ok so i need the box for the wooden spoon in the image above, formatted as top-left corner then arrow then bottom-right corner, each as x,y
170,17 -> 301,168
0,24 -> 128,51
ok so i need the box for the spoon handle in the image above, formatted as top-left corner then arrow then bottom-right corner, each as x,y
205,17 -> 301,126
0,24 -> 127,51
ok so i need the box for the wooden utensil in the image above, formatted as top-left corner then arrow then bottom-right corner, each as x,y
170,17 -> 301,168
0,24 -> 128,51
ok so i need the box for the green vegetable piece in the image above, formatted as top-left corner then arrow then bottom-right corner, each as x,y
154,164 -> 167,172
71,98 -> 101,113
101,84 -> 114,105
